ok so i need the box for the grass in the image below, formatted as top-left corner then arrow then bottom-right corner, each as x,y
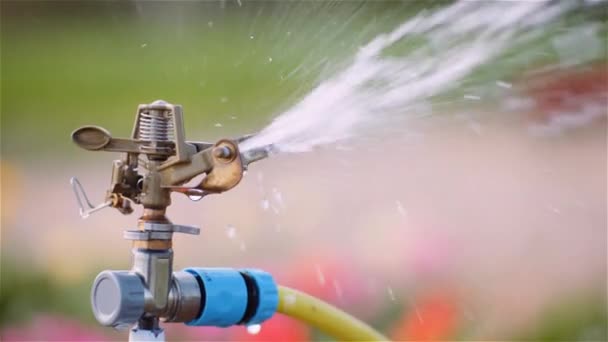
0,1 -> 411,158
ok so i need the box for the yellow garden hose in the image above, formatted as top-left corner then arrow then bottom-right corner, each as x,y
276,285 -> 389,341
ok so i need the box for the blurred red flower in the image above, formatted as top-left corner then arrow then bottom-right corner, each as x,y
231,315 -> 310,341
391,291 -> 460,341
521,63 -> 608,129
0,315 -> 109,341
275,250 -> 382,321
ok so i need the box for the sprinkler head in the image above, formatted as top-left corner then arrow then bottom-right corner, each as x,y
70,100 -> 271,218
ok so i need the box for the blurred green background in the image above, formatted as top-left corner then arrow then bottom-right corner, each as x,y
2,1 -> 409,158
1,1 -> 607,341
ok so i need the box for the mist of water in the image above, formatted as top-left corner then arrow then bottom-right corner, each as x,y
241,1 -> 582,153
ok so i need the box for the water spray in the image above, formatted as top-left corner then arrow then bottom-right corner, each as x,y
70,100 -> 386,341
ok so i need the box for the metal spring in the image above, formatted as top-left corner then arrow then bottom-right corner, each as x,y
138,111 -> 175,142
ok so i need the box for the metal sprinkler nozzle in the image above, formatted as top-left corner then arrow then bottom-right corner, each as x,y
70,101 -> 274,339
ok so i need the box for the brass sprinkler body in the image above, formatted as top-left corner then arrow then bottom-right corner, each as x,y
71,100 -> 270,336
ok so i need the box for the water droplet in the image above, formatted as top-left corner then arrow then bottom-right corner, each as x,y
261,199 -> 270,211
246,324 -> 261,335
268,57 -> 273,63
496,80 -> 512,89
140,43 -> 147,48
220,97 -> 228,103
226,225 -> 237,239
272,188 -> 285,208
315,264 -> 326,286
250,35 -> 254,40
464,94 -> 481,100
387,286 -> 396,301
188,194 -> 203,201
396,200 -> 407,217
230,115 -> 238,120
414,304 -> 425,324
214,122 -> 223,128
284,294 -> 297,305
207,21 -> 213,28
333,280 -> 343,299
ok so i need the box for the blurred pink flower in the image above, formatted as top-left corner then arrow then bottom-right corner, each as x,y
275,250 -> 382,320
1,315 -> 109,341
232,315 -> 310,341
405,233 -> 454,278
167,323 -> 233,341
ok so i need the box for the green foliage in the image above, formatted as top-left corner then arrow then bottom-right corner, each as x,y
1,261 -> 55,326
516,293 -> 608,341
0,1 -> 411,158
0,259 -> 96,327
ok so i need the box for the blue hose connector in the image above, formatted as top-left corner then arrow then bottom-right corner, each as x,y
240,268 -> 279,325
184,268 -> 248,327
183,267 -> 278,327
